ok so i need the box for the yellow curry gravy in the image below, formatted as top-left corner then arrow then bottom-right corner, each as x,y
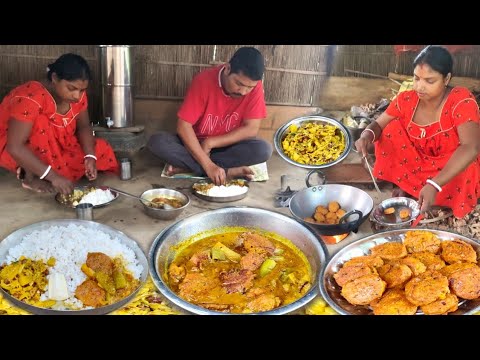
167,230 -> 312,313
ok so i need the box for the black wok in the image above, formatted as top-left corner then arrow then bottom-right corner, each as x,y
289,170 -> 374,236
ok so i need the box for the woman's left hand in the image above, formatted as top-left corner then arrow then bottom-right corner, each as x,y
418,184 -> 438,214
84,158 -> 97,180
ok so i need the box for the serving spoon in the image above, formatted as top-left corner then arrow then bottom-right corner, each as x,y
108,187 -> 174,209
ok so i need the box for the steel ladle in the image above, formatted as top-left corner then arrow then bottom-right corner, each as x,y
108,187 -> 174,209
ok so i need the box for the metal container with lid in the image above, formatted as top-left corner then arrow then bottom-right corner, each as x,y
98,45 -> 134,128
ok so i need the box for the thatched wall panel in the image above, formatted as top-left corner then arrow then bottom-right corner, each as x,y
135,62 -> 209,98
1,45 -> 477,115
135,45 -> 213,64
0,45 -> 96,58
264,71 -> 315,105
332,45 -> 480,79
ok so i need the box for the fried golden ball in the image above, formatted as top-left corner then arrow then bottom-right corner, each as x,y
336,209 -> 346,219
315,206 -> 329,215
313,212 -> 326,223
328,201 -> 340,213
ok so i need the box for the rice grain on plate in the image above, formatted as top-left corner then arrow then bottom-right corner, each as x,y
79,189 -> 114,206
4,224 -> 143,309
200,185 -> 248,197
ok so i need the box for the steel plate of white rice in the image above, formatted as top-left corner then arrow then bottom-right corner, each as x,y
0,220 -> 148,314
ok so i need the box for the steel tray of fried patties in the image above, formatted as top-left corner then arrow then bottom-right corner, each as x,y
319,229 -> 480,315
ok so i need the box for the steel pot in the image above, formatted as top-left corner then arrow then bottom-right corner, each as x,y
289,171 -> 374,236
148,206 -> 328,315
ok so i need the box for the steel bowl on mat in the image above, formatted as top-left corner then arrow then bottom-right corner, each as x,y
140,188 -> 190,220
320,228 -> 480,315
0,219 -> 148,315
55,185 -> 119,209
288,170 -> 374,237
148,206 -> 328,315
273,115 -> 353,169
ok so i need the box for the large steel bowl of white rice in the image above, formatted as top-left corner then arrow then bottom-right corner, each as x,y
0,220 -> 148,315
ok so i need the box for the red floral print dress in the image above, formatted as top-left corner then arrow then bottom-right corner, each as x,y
0,81 -> 119,181
374,87 -> 480,218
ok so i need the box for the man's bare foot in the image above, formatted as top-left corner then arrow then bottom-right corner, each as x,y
226,166 -> 254,181
165,164 -> 190,176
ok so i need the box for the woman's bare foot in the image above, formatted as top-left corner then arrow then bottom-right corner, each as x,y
165,164 -> 190,176
392,187 -> 408,198
226,166 -> 254,181
21,177 -> 53,193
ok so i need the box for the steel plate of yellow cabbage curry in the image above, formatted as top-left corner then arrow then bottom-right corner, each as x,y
166,230 -> 312,313
282,123 -> 346,165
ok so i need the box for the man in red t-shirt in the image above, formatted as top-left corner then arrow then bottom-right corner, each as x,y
147,47 -> 272,185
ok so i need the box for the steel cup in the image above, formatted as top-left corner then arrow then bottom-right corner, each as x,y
76,203 -> 94,220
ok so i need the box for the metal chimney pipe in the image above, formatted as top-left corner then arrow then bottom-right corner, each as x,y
98,45 -> 134,128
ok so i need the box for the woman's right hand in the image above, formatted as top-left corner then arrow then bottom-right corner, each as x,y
355,137 -> 370,157
48,172 -> 74,194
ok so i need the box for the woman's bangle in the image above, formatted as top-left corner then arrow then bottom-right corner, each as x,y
39,165 -> 52,180
84,154 -> 97,161
426,179 -> 442,192
361,128 -> 376,143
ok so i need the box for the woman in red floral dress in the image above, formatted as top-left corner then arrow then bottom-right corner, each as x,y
356,45 -> 480,218
0,53 -> 119,194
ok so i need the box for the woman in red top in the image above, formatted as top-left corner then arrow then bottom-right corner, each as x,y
0,53 -> 119,194
356,45 -> 480,218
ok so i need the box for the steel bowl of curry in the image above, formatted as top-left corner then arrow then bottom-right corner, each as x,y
274,115 -> 352,169
140,188 -> 190,220
148,207 -> 328,314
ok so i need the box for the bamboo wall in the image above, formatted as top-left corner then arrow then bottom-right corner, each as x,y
0,45 -> 478,121
331,45 -> 480,78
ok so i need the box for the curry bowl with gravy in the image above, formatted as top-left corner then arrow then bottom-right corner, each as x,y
148,207 -> 327,314
140,188 -> 190,220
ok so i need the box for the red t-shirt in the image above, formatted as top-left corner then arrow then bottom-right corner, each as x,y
177,65 -> 267,138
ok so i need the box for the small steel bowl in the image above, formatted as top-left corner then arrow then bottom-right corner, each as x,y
274,115 -> 352,169
372,197 -> 420,226
140,188 -> 190,220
